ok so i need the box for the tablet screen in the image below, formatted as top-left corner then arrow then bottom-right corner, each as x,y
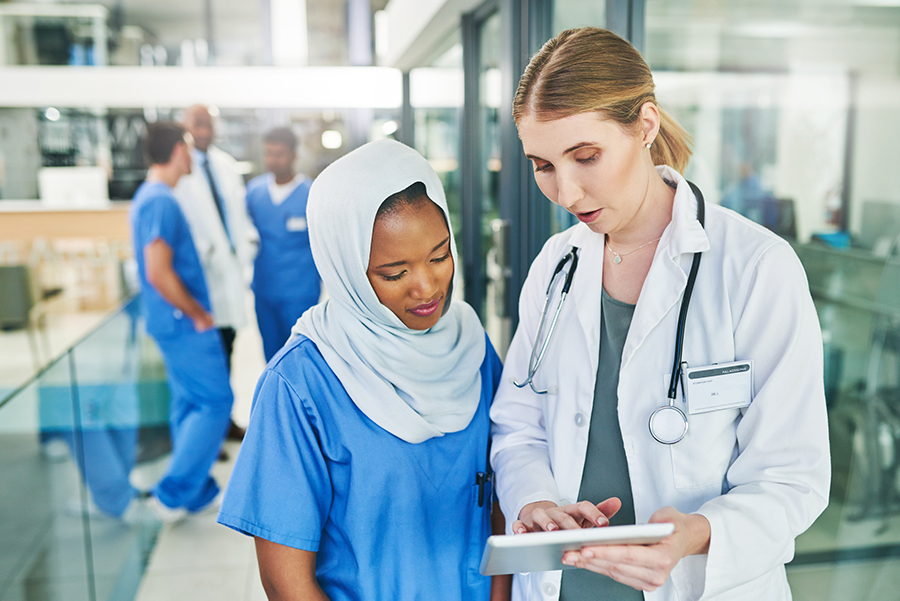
479,523 -> 675,576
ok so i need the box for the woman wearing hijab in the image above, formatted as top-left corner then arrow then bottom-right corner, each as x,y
218,139 -> 508,600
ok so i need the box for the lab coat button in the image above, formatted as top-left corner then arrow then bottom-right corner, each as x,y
574,413 -> 586,427
542,582 -> 558,596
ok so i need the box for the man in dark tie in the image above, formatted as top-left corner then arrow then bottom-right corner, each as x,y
174,104 -> 252,442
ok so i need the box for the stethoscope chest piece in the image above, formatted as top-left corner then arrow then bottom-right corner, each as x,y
649,404 -> 688,445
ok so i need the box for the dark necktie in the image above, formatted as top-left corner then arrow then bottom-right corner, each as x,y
202,155 -> 233,249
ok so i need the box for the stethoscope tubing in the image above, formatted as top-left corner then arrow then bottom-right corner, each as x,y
666,181 -> 706,401
515,248 -> 579,394
515,181 -> 706,446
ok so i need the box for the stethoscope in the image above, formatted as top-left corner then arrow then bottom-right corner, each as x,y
514,182 -> 706,445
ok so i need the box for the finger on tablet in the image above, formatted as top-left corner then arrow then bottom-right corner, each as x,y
571,500 -> 609,527
546,507 -> 583,530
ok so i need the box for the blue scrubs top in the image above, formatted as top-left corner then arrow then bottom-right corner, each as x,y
129,181 -> 210,339
218,333 -> 502,601
245,175 -> 320,302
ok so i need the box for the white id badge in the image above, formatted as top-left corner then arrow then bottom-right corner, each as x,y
286,216 -> 308,232
684,360 -> 753,415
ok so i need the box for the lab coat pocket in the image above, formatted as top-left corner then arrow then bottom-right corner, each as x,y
669,408 -> 740,489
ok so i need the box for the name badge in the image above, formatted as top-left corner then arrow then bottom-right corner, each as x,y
286,216 -> 308,232
684,360 -> 753,415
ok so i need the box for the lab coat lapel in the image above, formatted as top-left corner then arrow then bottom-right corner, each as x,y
568,224 -> 605,374
182,149 -> 232,254
622,170 -> 709,369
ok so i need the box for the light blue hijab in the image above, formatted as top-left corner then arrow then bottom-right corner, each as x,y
291,139 -> 486,443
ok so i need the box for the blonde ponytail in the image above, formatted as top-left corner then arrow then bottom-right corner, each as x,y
652,107 -> 692,175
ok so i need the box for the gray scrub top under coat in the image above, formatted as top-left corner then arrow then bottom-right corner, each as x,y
560,288 -> 642,601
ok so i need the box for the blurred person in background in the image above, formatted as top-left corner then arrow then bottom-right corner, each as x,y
130,121 -> 233,522
174,104 -> 252,441
245,127 -> 320,362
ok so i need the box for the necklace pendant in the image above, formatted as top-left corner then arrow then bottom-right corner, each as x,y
613,254 -> 622,264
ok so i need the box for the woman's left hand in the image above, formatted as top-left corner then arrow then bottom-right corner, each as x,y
561,507 -> 711,592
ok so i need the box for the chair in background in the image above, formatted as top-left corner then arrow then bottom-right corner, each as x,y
0,265 -> 48,370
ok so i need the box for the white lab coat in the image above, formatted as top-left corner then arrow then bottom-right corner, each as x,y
174,146 -> 253,329
490,166 -> 831,601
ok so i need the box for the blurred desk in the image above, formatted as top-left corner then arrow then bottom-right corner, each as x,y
0,201 -> 130,248
0,201 -> 132,311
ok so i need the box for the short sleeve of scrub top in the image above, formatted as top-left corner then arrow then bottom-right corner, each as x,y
218,333 -> 502,601
134,192 -> 182,252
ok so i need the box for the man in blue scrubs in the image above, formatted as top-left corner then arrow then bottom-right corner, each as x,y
245,128 -> 320,361
130,121 -> 234,522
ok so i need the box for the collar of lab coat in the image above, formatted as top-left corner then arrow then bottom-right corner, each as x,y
563,165 -> 710,375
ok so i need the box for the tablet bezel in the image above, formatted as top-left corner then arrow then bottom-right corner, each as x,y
479,523 -> 676,576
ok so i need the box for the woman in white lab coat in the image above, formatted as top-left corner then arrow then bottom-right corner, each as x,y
490,27 -> 831,601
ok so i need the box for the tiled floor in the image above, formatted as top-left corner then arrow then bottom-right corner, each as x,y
133,442 -> 265,601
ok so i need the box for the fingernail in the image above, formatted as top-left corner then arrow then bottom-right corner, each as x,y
563,557 -> 575,566
515,527 -> 525,534
597,517 -> 608,526
547,524 -> 557,531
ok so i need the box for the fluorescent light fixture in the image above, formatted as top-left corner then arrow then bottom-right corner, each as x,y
381,120 -> 399,135
321,130 -> 343,149
45,107 -> 61,121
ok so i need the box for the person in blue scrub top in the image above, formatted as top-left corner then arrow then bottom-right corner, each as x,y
130,121 -> 234,523
245,127 -> 321,361
218,139 -> 511,601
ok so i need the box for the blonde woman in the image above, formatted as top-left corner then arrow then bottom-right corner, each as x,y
491,27 -> 830,600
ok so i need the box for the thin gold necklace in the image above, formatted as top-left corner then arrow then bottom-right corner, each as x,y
605,235 -> 661,264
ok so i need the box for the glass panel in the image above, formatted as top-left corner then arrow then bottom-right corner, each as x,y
0,357 -> 93,601
645,0 -> 900,596
0,297 -> 166,601
478,11 -> 506,351
410,38 -> 465,295
68,297 -> 164,601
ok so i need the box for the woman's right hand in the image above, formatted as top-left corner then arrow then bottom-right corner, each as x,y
513,498 -> 622,534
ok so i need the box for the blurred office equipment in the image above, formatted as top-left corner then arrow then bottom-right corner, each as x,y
38,166 -> 110,208
0,3 -> 108,66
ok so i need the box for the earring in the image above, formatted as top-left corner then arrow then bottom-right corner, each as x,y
645,142 -> 652,149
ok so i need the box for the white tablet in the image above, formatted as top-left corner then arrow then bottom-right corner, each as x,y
479,523 -> 675,576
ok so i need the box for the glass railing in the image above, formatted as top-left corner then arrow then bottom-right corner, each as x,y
0,295 -> 170,601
